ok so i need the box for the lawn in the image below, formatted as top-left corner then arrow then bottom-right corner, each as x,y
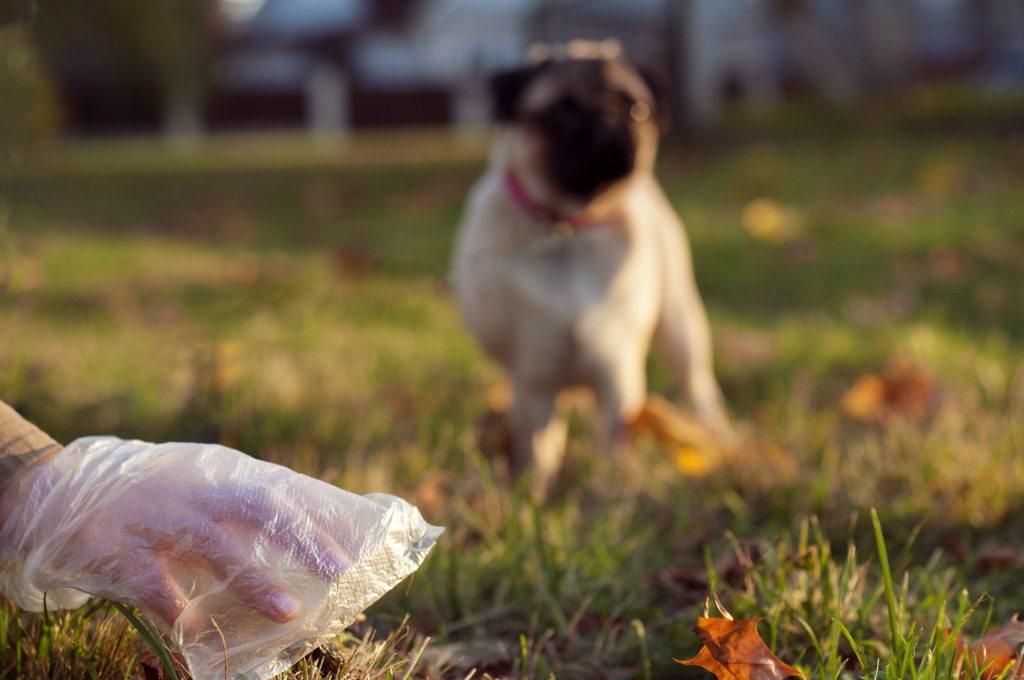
0,120 -> 1022,678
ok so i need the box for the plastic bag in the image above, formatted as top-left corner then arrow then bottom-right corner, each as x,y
0,436 -> 443,679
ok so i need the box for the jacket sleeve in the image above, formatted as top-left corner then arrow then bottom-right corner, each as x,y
0,400 -> 61,490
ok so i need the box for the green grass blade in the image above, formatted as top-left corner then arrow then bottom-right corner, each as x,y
110,601 -> 179,680
871,508 -> 902,656
832,618 -> 869,674
631,619 -> 652,680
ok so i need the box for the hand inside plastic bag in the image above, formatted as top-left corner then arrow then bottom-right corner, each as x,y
0,437 -> 442,680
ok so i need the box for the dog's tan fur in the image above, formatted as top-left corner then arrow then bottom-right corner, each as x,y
452,46 -> 731,497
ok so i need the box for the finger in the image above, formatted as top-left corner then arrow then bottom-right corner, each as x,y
133,553 -> 189,629
190,524 -> 302,624
227,565 -> 302,624
268,518 -> 351,581
199,484 -> 352,580
280,485 -> 359,579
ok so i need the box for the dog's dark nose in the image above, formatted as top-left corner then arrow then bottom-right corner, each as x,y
532,91 -> 638,199
548,116 -> 636,200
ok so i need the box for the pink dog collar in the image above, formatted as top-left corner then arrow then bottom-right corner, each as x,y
503,170 -> 621,232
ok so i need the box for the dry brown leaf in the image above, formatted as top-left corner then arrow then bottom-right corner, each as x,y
958,616 -> 1024,678
631,394 -> 727,474
841,375 -> 887,420
840,364 -> 937,422
677,616 -> 803,679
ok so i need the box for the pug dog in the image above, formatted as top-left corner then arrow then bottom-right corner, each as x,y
452,41 -> 732,498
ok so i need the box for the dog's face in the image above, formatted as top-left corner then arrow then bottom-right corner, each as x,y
491,43 -> 667,203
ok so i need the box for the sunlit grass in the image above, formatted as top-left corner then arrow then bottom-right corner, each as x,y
1,124 -> 1022,677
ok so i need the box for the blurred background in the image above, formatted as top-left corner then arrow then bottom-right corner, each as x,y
1,0 -> 1023,143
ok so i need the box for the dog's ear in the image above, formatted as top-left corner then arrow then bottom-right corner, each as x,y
638,63 -> 671,133
489,63 -> 546,124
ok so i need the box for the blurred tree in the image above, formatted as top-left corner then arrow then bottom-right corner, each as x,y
0,0 -> 33,24
130,0 -> 217,141
32,0 -> 219,142
0,23 -> 60,159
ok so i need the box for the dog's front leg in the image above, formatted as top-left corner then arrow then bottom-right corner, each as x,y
652,221 -> 733,438
508,382 -> 567,501
593,358 -> 648,452
655,306 -> 731,436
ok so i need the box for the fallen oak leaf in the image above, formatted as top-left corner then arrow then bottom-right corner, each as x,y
879,364 -> 936,417
680,645 -> 743,680
957,616 -> 1024,678
677,617 -> 803,679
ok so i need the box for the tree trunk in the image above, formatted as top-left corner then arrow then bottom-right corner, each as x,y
162,91 -> 203,147
305,63 -> 350,147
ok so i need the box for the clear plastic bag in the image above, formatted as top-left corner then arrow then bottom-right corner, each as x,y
0,436 -> 443,679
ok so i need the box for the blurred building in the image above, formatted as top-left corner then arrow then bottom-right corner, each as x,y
35,0 -> 1024,135
213,0 -> 445,131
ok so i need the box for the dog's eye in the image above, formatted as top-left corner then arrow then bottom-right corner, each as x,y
535,97 -> 586,128
553,96 -> 584,113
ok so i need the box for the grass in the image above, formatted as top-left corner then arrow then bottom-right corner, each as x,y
0,120 -> 1022,678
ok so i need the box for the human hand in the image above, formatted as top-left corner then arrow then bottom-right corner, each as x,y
0,437 -> 441,679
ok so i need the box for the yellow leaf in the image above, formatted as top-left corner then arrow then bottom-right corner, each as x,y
672,447 -> 715,477
742,198 -> 802,243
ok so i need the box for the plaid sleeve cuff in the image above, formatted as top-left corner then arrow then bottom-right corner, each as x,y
0,443 -> 61,490
0,401 -> 61,490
